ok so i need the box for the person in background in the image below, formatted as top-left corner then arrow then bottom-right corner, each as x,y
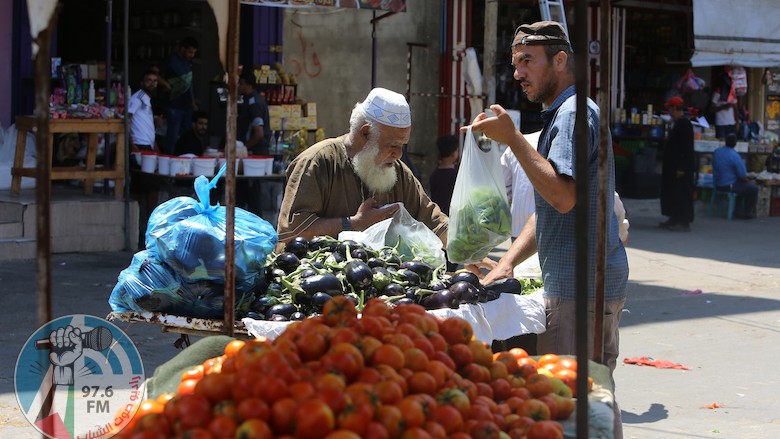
465,21 -> 628,438
711,67 -> 737,139
175,110 -> 210,156
236,73 -> 274,217
501,131 -> 539,238
237,73 -> 272,155
660,96 -> 695,232
428,135 -> 459,215
159,37 -> 199,155
277,87 -> 448,244
713,133 -> 758,219
127,69 -> 159,152
765,146 -> 780,173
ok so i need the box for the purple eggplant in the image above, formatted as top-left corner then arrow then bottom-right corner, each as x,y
336,240 -> 362,257
275,252 -> 301,274
290,311 -> 306,321
311,292 -> 332,312
383,283 -> 405,297
309,236 -> 338,252
300,273 -> 344,296
484,277 -> 524,295
449,281 -> 480,304
351,248 -> 369,262
345,260 -> 373,290
395,297 -> 415,305
265,303 -> 297,320
449,271 -> 481,287
367,257 -> 386,268
421,289 -> 460,310
400,260 -> 434,283
284,237 -> 310,259
395,268 -> 421,286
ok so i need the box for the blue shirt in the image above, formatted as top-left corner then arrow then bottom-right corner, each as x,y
712,147 -> 746,187
535,85 -> 628,301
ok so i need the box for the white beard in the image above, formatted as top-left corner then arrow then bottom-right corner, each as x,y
351,138 -> 397,194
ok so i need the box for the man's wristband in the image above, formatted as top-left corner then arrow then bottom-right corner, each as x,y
342,216 -> 352,231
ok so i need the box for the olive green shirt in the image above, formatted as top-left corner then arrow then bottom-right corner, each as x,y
277,135 -> 448,242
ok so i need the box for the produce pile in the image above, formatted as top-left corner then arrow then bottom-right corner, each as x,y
241,236 -> 542,322
119,297 -> 587,439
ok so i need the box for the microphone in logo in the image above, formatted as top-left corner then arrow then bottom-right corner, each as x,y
34,326 -> 113,351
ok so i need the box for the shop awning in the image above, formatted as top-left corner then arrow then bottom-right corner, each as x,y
691,0 -> 780,67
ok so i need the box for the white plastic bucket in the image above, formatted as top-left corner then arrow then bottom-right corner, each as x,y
192,157 -> 216,177
157,155 -> 171,176
170,157 -> 192,176
242,156 -> 268,176
140,152 -> 157,173
218,157 -> 240,175
256,156 -> 274,175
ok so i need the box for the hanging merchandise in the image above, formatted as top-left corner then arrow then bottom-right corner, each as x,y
674,68 -> 706,94
731,66 -> 748,96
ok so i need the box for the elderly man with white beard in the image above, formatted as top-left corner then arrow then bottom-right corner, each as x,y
277,88 -> 449,245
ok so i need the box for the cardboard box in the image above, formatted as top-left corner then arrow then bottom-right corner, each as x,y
285,116 -> 303,130
269,116 -> 282,131
305,116 -> 318,130
280,105 -> 292,118
305,103 -> 317,116
268,105 -> 283,117
290,106 -> 302,118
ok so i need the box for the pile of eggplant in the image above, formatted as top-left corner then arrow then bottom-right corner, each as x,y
239,236 -> 542,322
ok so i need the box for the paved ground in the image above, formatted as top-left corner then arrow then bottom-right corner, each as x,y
1,197 -> 779,438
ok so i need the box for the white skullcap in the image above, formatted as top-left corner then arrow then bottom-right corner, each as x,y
361,88 -> 411,128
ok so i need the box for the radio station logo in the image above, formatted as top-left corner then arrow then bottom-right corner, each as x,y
15,314 -> 145,439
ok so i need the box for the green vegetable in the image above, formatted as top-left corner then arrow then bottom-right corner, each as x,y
447,186 -> 511,264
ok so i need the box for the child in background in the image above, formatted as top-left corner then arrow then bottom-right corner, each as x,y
429,135 -> 459,215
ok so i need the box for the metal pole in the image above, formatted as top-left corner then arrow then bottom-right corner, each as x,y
34,6 -> 60,328
123,0 -> 131,250
223,0 -> 240,337
482,0 -> 497,106
573,0 -> 590,437
594,0 -> 613,366
104,0 -> 113,194
371,11 -> 377,88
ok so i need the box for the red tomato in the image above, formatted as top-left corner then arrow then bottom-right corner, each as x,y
236,398 -> 270,422
234,419 -> 273,439
337,403 -> 373,435
224,340 -> 246,357
438,317 -> 473,345
294,399 -> 335,439
526,420 -> 564,439
172,394 -> 212,431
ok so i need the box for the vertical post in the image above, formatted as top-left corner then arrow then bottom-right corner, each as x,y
223,0 -> 240,337
573,0 -> 590,438
371,11 -> 377,88
482,0 -> 497,106
123,0 -> 131,250
594,0 -> 612,366
34,9 -> 59,327
104,0 -> 113,193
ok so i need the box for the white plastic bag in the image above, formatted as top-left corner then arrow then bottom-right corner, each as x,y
447,127 -> 512,264
341,202 -> 446,267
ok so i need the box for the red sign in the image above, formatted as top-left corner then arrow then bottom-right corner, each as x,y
240,0 -> 406,12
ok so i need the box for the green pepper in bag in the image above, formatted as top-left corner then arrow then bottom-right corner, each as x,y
447,127 -> 512,264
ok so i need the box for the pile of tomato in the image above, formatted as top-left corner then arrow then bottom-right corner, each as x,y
118,296 -> 590,439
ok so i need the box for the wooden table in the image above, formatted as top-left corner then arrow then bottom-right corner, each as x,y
11,116 -> 125,198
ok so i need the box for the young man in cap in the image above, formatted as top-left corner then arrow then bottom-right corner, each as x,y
466,20 -> 628,435
660,96 -> 695,231
277,87 -> 448,244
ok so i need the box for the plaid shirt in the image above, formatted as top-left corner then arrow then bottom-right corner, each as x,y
535,85 -> 628,301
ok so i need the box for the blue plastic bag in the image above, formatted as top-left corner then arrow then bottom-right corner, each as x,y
109,250 -> 248,319
145,165 -> 278,291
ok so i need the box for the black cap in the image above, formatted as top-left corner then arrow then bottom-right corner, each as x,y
512,21 -> 570,47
